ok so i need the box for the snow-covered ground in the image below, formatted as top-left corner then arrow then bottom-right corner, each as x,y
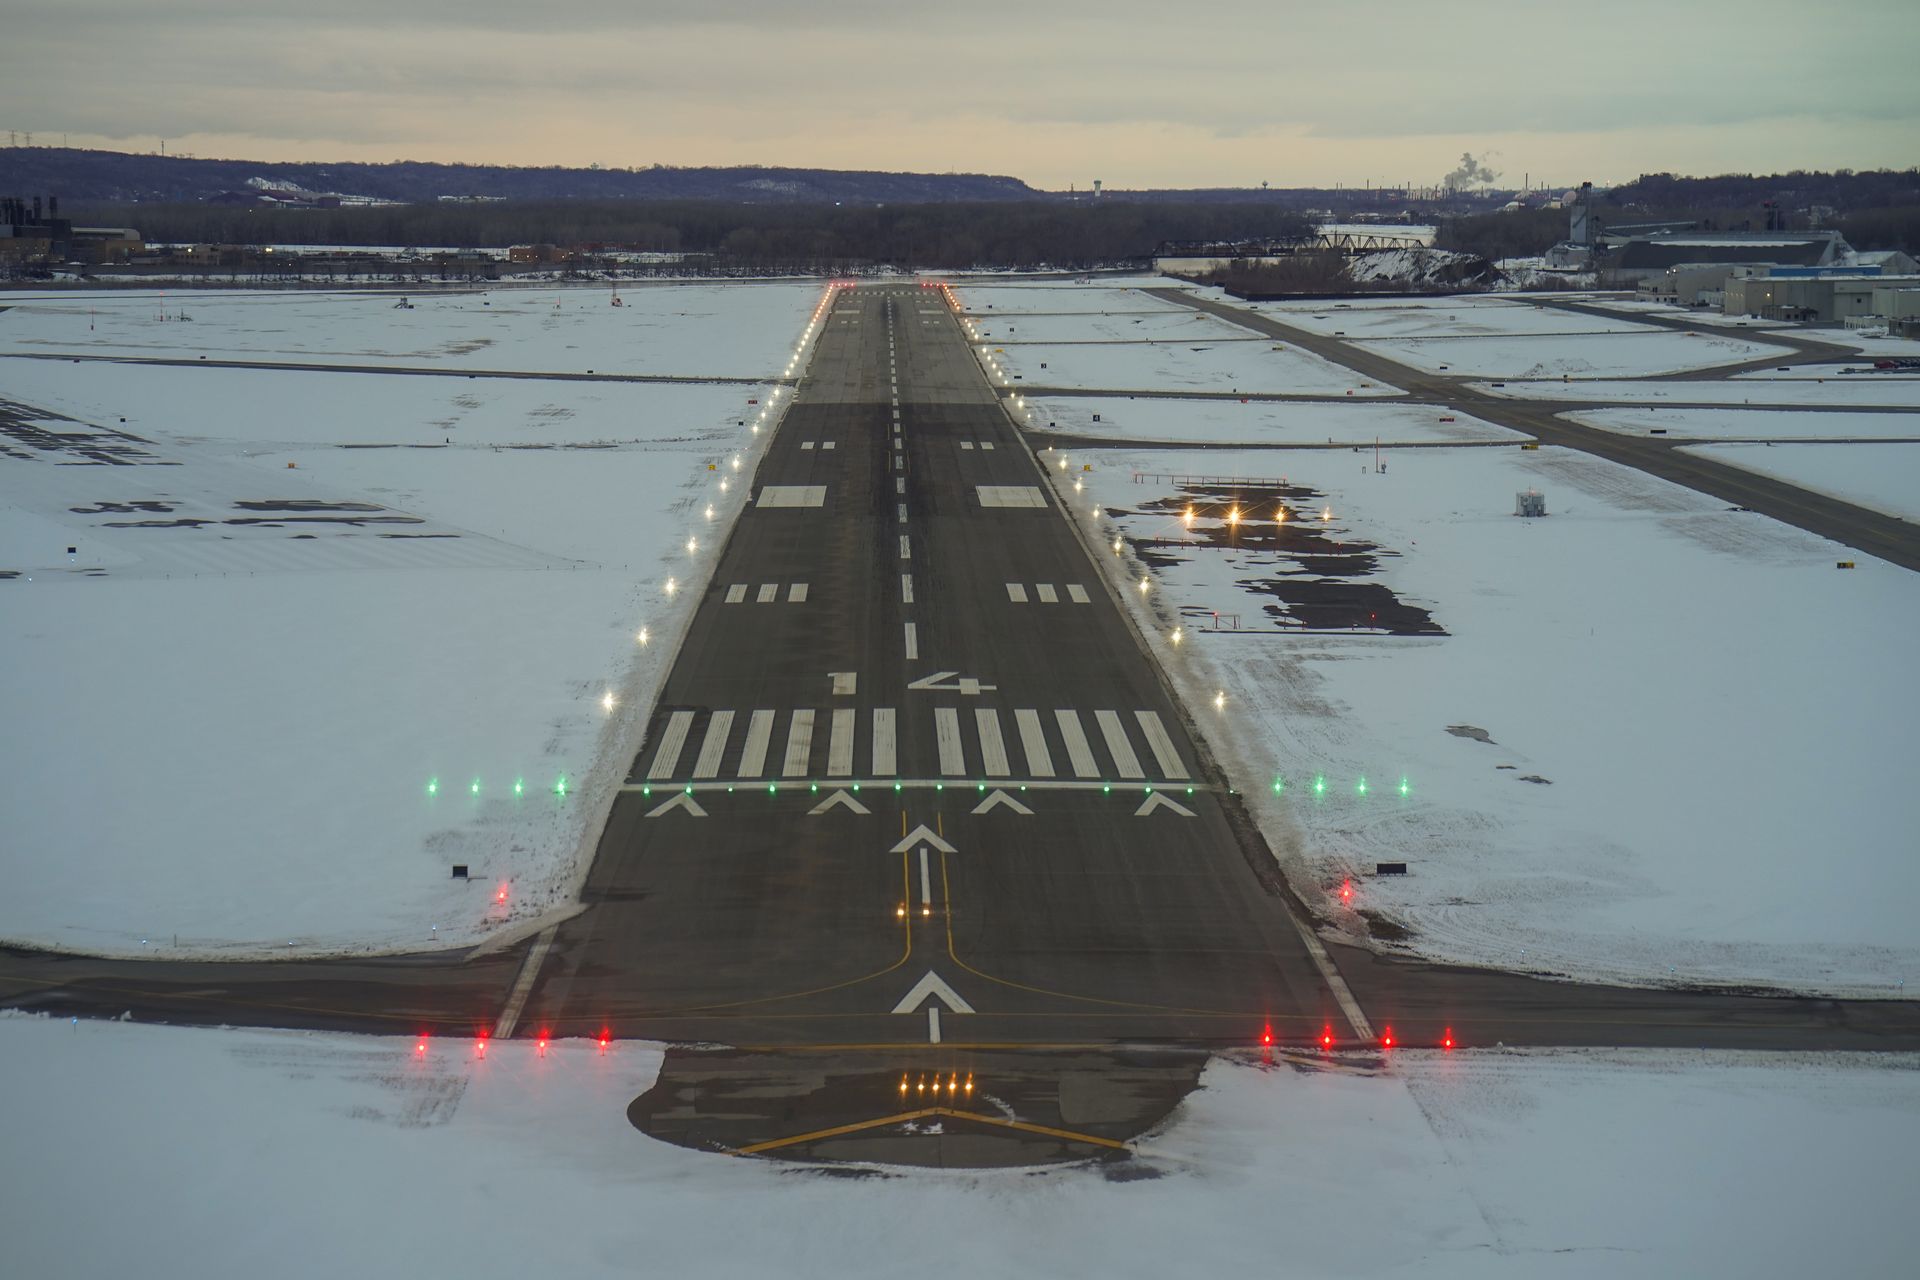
0,283 -> 822,956
967,307 -> 1244,345
959,281 -> 1396,397
1026,395 -> 1524,446
1684,442 -> 1920,521
0,282 -> 821,377
1565,404 -> 1920,441
1067,441 -> 1920,995
984,332 -> 1397,397
1352,329 -> 1781,379
1254,295 -> 1656,339
1479,377 -> 1920,407
952,277 -> 1920,996
4,1014 -> 1914,1277
957,277 -> 1174,314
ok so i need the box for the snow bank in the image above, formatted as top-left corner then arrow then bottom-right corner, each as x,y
3,1014 -> 1914,1277
1065,441 -> 1920,995
0,284 -> 821,956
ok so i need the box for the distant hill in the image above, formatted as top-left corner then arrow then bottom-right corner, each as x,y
0,147 -> 1042,205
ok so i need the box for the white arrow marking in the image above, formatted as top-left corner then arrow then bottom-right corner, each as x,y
1134,791 -> 1195,818
891,970 -> 975,1015
971,789 -> 1033,816
906,671 -> 998,695
928,1008 -> 941,1043
808,788 -> 871,816
891,824 -> 956,854
645,792 -> 708,818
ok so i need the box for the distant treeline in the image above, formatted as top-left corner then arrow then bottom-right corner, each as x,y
69,199 -> 1317,269
1434,169 -> 1920,260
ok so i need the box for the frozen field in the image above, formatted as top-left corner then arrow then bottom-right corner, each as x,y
4,1014 -> 1914,1277
1566,404 -> 1920,442
1352,328 -> 1780,378
955,277 -> 1173,314
961,280 -> 1397,397
1066,440 -> 1920,996
0,281 -> 822,378
1684,441 -> 1920,521
0,285 -> 820,956
1478,377 -> 1920,407
1029,395 -> 1524,445
1254,295 -> 1658,339
969,307 -> 1246,345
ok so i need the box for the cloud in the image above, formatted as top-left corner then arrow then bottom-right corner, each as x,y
8,0 -> 1917,186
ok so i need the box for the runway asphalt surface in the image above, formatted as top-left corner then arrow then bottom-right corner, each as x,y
4,280 -> 1917,1164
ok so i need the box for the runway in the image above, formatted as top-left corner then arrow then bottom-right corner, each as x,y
5,279 -> 1917,1165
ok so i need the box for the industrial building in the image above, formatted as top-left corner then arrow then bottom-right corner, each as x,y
1723,273 -> 1920,326
1,195 -> 143,265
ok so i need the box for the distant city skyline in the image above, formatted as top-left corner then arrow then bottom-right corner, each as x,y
6,0 -> 1915,191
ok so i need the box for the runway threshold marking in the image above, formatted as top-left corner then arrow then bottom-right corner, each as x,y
493,924 -> 557,1039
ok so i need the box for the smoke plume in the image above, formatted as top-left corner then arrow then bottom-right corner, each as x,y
1443,151 -> 1501,189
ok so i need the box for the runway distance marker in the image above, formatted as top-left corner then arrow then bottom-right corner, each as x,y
907,671 -> 997,695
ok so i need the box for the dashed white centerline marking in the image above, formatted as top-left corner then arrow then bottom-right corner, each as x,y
757,583 -> 778,603
904,622 -> 918,660
788,582 -> 809,603
897,502 -> 907,523
898,534 -> 911,560
1067,584 -> 1090,604
725,583 -> 747,603
896,477 -> 905,495
1036,583 -> 1058,603
1006,583 -> 1028,603
901,574 -> 914,604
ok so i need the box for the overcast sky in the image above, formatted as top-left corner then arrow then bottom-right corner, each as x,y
6,0 -> 1916,188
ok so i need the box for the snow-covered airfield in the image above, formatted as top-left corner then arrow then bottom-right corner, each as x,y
3,278 -> 1916,1274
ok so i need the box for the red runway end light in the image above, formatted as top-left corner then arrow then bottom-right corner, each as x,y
1260,1023 -> 1274,1046
1339,880 -> 1353,906
415,1037 -> 427,1056
1381,1027 -> 1395,1050
536,1030 -> 550,1057
1321,1025 -> 1334,1050
475,1034 -> 487,1058
1443,1028 -> 1455,1051
495,883 -> 509,904
598,1029 -> 610,1054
